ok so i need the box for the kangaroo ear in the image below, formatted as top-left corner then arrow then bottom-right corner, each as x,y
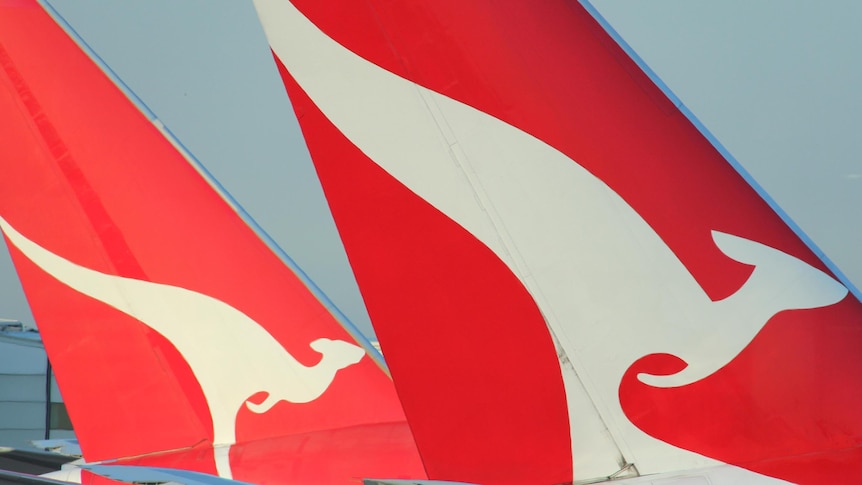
309,338 -> 333,353
711,230 -> 764,265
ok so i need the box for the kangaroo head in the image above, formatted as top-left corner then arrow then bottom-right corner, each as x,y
309,338 -> 366,369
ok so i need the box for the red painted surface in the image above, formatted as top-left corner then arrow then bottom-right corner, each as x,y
121,422 -> 423,485
274,1 -> 862,483
276,62 -> 572,485
0,3 -> 424,482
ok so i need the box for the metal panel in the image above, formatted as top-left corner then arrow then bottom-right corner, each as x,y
0,341 -> 46,375
45,430 -> 75,441
0,375 -> 44,402
0,402 -> 44,430
0,429 -> 45,450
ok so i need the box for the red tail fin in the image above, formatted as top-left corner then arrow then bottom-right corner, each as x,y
255,0 -> 862,483
0,2 -> 418,481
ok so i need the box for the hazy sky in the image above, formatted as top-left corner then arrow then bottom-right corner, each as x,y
1,1 -> 860,337
590,1 -> 862,296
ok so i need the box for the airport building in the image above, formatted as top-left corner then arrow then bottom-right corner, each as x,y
0,319 -> 75,450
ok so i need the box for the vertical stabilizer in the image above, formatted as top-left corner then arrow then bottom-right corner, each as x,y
255,1 -> 862,484
0,2 -> 418,481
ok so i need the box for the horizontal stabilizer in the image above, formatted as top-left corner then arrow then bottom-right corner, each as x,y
83,465 -> 255,485
0,449 -> 75,476
28,442 -> 81,458
0,469 -> 75,485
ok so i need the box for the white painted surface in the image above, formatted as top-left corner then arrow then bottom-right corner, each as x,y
41,464 -> 83,483
254,2 -> 846,479
609,463 -> 793,485
0,215 -> 365,478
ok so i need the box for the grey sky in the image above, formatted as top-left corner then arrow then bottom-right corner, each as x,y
1,1 -> 860,336
589,1 -> 862,294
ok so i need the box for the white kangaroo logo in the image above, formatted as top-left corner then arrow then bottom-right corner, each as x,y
0,215 -> 366,478
637,230 -> 847,388
254,1 -> 849,479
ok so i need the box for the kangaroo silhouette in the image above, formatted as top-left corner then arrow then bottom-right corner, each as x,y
256,1 -> 850,476
0,215 -> 366,478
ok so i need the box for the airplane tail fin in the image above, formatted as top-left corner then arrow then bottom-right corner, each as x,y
255,0 -> 862,483
0,1 -> 415,479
